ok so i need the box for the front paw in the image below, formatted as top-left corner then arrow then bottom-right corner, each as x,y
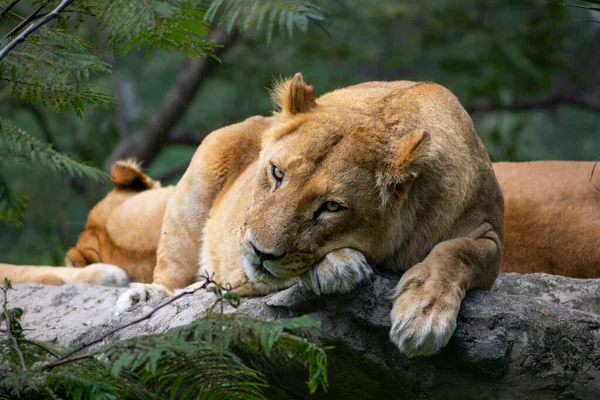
115,283 -> 165,314
299,248 -> 373,295
389,264 -> 462,357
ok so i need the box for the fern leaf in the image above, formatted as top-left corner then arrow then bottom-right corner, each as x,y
96,0 -> 217,59
0,27 -> 115,116
0,118 -> 107,181
204,0 -> 328,43
170,314 -> 328,393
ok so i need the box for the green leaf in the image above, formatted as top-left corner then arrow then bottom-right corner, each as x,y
0,28 -> 116,116
203,0 -> 328,43
97,0 -> 216,59
0,119 -> 108,181
0,177 -> 28,227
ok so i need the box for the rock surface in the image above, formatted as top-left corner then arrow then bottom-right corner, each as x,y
7,272 -> 600,400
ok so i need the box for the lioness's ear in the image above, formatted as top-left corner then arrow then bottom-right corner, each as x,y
271,72 -> 317,115
377,129 -> 430,205
111,159 -> 161,191
392,129 -> 430,176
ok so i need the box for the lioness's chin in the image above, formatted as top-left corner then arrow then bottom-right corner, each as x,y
242,258 -> 296,289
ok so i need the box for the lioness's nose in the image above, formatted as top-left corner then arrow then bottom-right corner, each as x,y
249,241 -> 285,262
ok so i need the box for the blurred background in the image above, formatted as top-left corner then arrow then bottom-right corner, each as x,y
1,0 -> 599,264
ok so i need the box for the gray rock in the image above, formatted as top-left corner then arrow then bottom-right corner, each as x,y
492,272 -> 600,315
7,273 -> 600,400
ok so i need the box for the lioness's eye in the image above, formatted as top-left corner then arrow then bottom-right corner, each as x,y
324,201 -> 342,212
271,165 -> 284,187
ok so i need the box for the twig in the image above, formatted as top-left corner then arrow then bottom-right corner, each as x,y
0,0 -> 73,62
41,274 -> 219,372
1,284 -> 27,371
205,279 -> 245,315
2,2 -> 47,41
590,156 -> 600,192
0,0 -> 21,18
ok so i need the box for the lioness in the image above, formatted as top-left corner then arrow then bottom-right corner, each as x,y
3,160 -> 595,289
494,161 -> 600,278
2,78 -> 597,355
116,74 -> 504,357
0,160 -> 171,286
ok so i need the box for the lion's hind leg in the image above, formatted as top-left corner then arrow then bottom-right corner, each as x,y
0,263 -> 130,286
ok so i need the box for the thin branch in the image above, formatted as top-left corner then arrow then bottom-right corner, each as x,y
560,4 -> 600,11
156,160 -> 190,183
2,2 -> 47,41
0,0 -> 73,62
0,0 -> 21,19
2,286 -> 27,371
41,275 -> 219,372
591,156 -> 600,192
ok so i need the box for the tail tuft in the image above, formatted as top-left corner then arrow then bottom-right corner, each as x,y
110,159 -> 160,191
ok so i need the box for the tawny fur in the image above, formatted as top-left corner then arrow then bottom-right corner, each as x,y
2,143 -> 597,289
494,161 -> 600,278
3,78 -> 598,356
119,74 -> 505,357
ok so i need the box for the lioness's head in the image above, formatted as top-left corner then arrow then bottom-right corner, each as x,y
239,74 -> 431,285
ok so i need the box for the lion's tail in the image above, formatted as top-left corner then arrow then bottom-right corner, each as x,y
110,159 -> 161,191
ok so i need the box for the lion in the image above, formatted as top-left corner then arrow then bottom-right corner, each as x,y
4,159 -> 595,289
115,73 -> 505,358
0,160 -> 172,286
2,75 -> 597,357
493,161 -> 600,278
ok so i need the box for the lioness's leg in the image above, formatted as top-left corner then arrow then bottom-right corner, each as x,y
0,264 -> 130,286
154,116 -> 271,292
117,117 -> 272,311
389,223 -> 501,357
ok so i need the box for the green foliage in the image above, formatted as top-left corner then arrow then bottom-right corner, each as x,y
0,176 -> 27,227
205,0 -> 328,43
0,28 -> 115,117
95,0 -> 215,58
0,115 -> 107,226
0,278 -> 329,399
0,0 -> 329,228
0,117 -> 107,179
